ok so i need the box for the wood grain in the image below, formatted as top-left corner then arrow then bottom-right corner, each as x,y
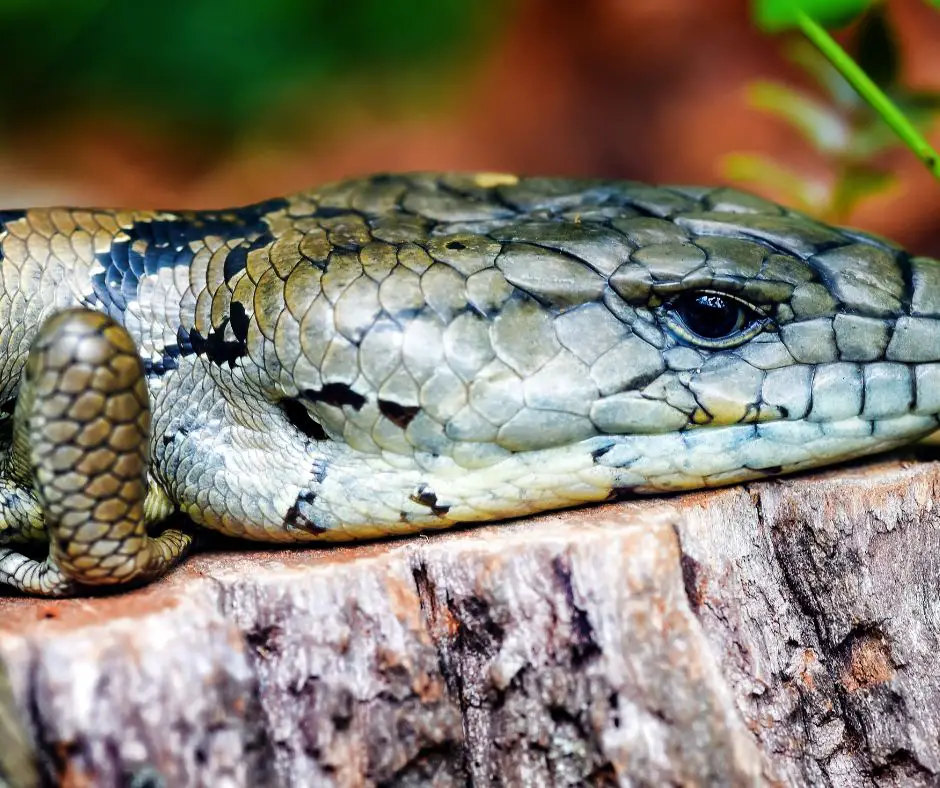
2,454 -> 939,786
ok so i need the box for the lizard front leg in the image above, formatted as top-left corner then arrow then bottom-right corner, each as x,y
0,308 -> 191,596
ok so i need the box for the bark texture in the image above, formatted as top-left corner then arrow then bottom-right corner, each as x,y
1,454 -> 940,787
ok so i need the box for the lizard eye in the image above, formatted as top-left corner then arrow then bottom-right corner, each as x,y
662,290 -> 768,349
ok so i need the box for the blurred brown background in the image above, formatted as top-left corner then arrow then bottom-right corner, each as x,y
1,0 -> 939,254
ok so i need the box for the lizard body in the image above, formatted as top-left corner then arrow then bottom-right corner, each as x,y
0,172 -> 938,595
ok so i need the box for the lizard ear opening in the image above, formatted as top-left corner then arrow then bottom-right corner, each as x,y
279,397 -> 329,441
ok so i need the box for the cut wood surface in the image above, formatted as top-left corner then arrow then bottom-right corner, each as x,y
2,454 -> 940,787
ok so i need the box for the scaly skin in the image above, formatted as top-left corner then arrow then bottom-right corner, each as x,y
0,172 -> 938,595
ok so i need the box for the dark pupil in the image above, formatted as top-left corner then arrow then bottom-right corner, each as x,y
676,293 -> 742,339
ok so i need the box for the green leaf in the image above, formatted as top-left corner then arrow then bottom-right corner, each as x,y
786,41 -> 860,108
747,82 -> 850,153
795,10 -> 940,181
754,0 -> 875,32
847,90 -> 940,157
722,153 -> 830,213
829,163 -> 896,220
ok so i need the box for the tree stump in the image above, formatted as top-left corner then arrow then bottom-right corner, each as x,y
2,454 -> 939,787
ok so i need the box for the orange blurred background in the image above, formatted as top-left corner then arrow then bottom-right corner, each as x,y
1,0 -> 939,255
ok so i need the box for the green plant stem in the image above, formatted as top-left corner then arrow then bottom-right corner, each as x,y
795,8 -> 940,181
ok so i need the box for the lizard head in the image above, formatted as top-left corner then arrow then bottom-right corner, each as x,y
276,175 -> 940,505
458,178 -> 940,490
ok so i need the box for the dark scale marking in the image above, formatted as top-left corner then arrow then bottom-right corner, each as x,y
607,486 -> 635,501
806,365 -> 817,420
302,383 -> 366,411
223,247 -> 249,282
223,232 -> 275,282
896,251 -> 916,317
285,490 -> 326,534
185,304 -> 251,369
313,206 -> 352,219
410,483 -> 450,517
229,301 -> 250,345
590,442 -> 616,462
378,399 -> 420,429
0,209 -> 26,222
161,424 -> 190,448
142,353 -> 180,376
188,324 -> 245,368
175,325 -> 195,356
91,197 -> 287,320
445,240 -> 467,250
280,397 -> 328,441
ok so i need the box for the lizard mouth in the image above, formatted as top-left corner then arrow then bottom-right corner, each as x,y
586,414 -> 939,492
302,411 -> 939,541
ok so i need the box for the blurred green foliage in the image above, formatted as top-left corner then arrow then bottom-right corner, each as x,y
754,0 -> 874,31
0,0 -> 503,140
730,3 -> 940,220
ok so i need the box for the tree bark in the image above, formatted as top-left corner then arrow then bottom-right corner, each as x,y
1,453 -> 939,787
